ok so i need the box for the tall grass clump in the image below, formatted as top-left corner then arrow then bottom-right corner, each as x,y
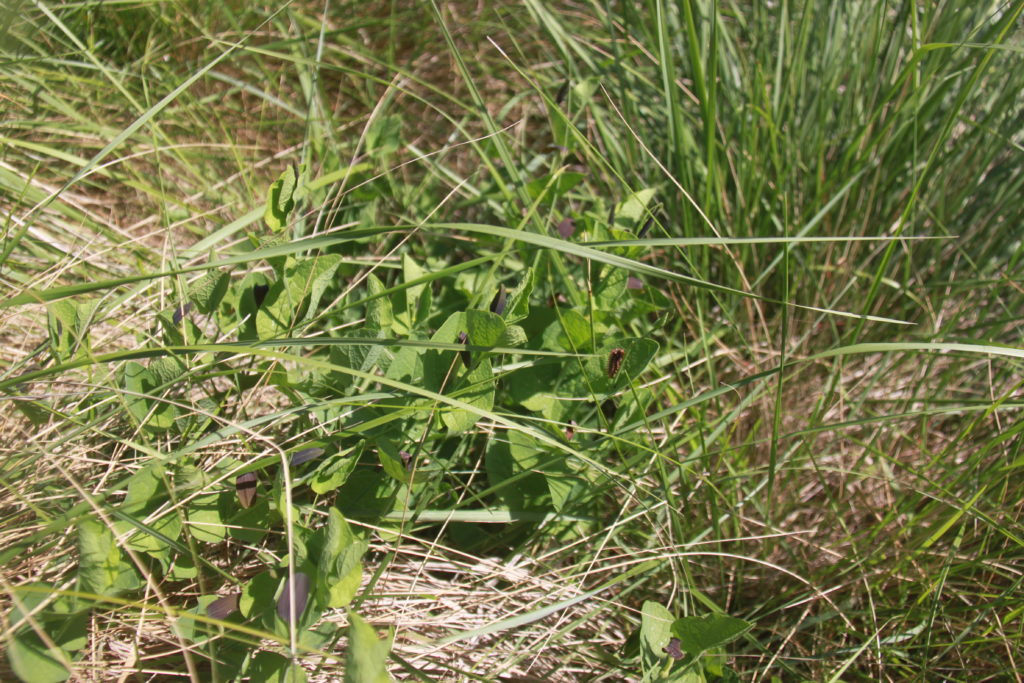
2,0 -> 1022,680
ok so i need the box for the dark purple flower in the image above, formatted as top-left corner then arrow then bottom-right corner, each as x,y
557,217 -> 576,239
277,572 -> 310,622
290,447 -> 325,466
207,593 -> 240,620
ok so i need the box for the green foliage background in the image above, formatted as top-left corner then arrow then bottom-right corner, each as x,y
1,1 -> 1022,680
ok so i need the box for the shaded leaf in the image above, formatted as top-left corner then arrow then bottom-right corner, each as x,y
525,171 -> 584,203
671,614 -> 753,658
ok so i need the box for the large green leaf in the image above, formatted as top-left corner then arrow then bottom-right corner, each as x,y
640,601 -> 676,674
256,255 -> 338,339
321,508 -> 366,608
187,493 -> 226,543
507,430 -> 576,512
425,312 -> 497,433
77,519 -> 139,597
671,614 -> 752,658
584,338 -> 660,393
344,611 -> 393,683
6,631 -> 71,683
121,361 -> 178,431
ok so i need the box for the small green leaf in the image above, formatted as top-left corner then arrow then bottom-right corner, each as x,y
551,309 -> 591,352
585,338 -> 660,392
188,270 -> 229,313
506,431 -> 575,511
301,254 -> 343,322
431,315 -> 495,433
149,355 -> 186,385
265,166 -> 298,232
614,188 -> 657,230
500,324 -> 528,347
121,361 -> 178,431
595,266 -> 629,310
176,595 -> 220,643
249,651 -> 292,682
503,269 -> 534,324
47,299 -> 99,362
169,554 -> 198,580
365,274 -> 393,331
393,254 -> 426,334
328,334 -> 386,391
465,309 -> 505,348
240,571 -> 279,619
525,171 -> 585,202
46,300 -> 78,362
311,452 -> 358,495
376,440 -> 410,484
366,114 -> 403,156
121,462 -> 165,514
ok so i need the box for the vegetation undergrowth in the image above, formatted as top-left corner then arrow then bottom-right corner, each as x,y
1,0 -> 1022,680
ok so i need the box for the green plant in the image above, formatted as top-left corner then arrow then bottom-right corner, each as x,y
2,0 -> 1023,680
